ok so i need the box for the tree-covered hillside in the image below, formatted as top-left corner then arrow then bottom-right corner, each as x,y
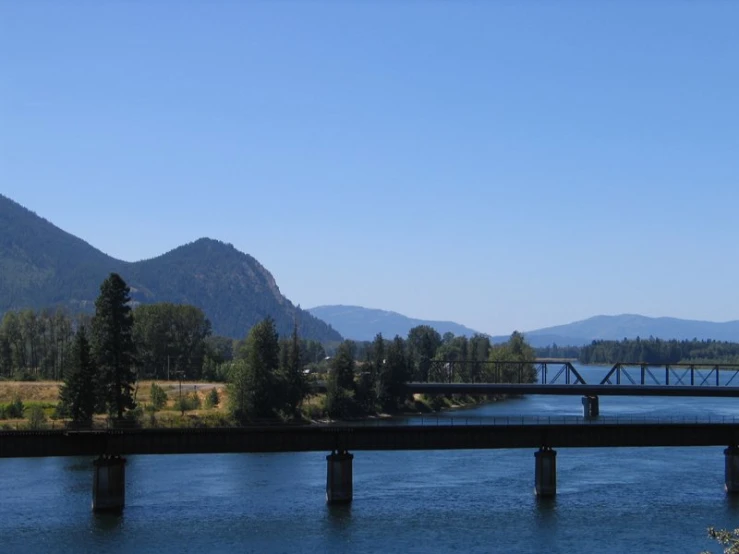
0,194 -> 341,341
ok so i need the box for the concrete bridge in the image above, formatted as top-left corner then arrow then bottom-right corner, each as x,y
2,418 -> 739,512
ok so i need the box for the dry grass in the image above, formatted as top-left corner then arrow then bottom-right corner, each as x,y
0,380 -> 228,405
0,382 -> 61,403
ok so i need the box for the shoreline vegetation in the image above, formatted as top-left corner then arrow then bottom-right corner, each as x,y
0,379 -> 502,430
0,273 -> 539,431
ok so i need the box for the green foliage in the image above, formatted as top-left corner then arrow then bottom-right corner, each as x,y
91,273 -> 137,419
277,323 -> 307,418
326,341 -> 358,418
6,396 -> 24,419
376,336 -> 411,412
149,383 -> 168,411
0,308 -> 75,380
487,332 -> 537,383
580,337 -> 739,364
204,387 -> 220,409
26,405 -> 47,429
535,343 -> 581,359
0,195 -> 342,342
229,318 -> 280,422
58,327 -> 97,425
174,391 -> 201,413
407,325 -> 442,382
133,303 -> 212,380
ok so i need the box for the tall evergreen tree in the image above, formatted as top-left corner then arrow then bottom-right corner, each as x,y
59,327 -> 97,425
407,325 -> 442,382
91,273 -> 137,419
377,335 -> 411,412
284,322 -> 306,416
229,317 -> 280,422
326,340 -> 357,418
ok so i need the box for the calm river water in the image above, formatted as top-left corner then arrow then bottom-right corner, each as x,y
1,365 -> 738,553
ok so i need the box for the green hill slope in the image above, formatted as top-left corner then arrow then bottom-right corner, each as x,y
0,194 -> 341,341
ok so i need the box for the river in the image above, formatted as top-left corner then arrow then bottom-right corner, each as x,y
1,365 -> 738,553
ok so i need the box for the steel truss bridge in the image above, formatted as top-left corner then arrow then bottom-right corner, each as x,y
414,359 -> 739,394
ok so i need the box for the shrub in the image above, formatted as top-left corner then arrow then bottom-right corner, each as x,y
204,388 -> 220,409
27,405 -> 47,430
150,383 -> 168,411
174,392 -> 201,413
7,397 -> 24,419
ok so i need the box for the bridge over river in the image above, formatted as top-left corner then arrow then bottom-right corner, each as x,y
2,415 -> 739,513
407,360 -> 739,418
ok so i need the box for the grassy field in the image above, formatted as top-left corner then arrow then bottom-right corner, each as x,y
0,380 -> 232,428
0,380 -> 227,404
0,380 -> 483,429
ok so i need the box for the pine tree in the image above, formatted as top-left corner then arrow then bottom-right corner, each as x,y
91,273 -> 137,419
285,322 -> 306,417
59,327 -> 97,426
229,318 -> 280,422
378,335 -> 410,412
326,340 -> 357,418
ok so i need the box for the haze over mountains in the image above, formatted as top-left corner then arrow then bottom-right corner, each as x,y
0,194 -> 341,341
308,305 -> 483,342
310,306 -> 739,346
4,193 -> 739,347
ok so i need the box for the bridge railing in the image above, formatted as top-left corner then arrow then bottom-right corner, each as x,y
3,415 -> 739,433
338,415 -> 739,427
599,363 -> 739,386
424,360 -> 739,387
426,360 -> 585,385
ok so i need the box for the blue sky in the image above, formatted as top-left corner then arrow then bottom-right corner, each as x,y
1,1 -> 737,335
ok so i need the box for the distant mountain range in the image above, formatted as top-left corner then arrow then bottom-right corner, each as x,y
308,305 -> 483,341
5,194 -> 739,348
308,306 -> 739,347
520,314 -> 739,346
0,194 -> 342,341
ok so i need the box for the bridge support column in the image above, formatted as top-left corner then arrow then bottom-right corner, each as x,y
92,455 -> 126,513
326,450 -> 353,504
582,395 -> 599,419
725,446 -> 739,494
535,447 -> 557,497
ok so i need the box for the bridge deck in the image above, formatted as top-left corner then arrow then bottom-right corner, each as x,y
404,383 -> 739,397
2,421 -> 739,458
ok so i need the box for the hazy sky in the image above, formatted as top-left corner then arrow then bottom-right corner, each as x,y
1,2 -> 738,335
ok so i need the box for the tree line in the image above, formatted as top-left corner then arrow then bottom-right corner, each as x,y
0,302 -> 327,382
578,337 -> 739,364
229,321 -> 537,421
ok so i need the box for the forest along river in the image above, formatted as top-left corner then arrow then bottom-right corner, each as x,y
1,364 -> 738,553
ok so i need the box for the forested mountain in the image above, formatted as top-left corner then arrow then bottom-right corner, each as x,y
0,194 -> 341,341
308,305 -> 484,341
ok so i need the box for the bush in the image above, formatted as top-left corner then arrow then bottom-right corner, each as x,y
174,392 -> 201,413
150,383 -> 168,411
204,388 -> 220,409
26,405 -> 47,430
302,399 -> 326,421
6,397 -> 24,419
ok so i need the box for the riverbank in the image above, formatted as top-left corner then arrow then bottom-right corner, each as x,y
0,380 -> 506,429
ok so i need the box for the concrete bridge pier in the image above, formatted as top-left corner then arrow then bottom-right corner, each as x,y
92,455 -> 126,513
326,450 -> 353,504
582,395 -> 600,419
725,446 -> 739,493
534,447 -> 557,497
